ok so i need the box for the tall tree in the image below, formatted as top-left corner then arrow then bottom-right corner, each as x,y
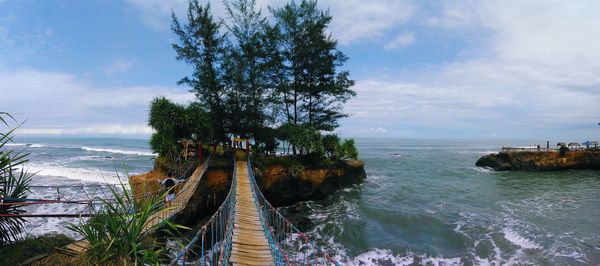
171,0 -> 228,144
271,0 -> 355,131
222,0 -> 278,144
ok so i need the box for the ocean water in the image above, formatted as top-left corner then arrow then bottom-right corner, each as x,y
282,138 -> 600,265
4,138 -> 155,238
3,137 -> 599,265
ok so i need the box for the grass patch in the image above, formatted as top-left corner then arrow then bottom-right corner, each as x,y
0,233 -> 74,265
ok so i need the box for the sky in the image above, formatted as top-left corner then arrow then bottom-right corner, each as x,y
1,0 -> 599,140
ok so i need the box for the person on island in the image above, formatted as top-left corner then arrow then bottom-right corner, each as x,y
157,177 -> 185,202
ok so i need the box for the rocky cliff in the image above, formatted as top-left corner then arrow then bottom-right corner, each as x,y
256,159 -> 366,206
476,151 -> 600,171
129,159 -> 366,225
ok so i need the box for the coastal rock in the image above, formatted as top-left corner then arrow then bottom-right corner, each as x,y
475,151 -> 600,171
129,166 -> 231,227
256,159 -> 366,206
129,159 -> 366,226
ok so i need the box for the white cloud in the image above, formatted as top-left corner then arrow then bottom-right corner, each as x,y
0,68 -> 194,134
424,0 -> 479,28
320,0 -> 413,45
384,32 -> 414,50
363,127 -> 387,134
344,1 -> 600,138
125,0 -> 413,45
17,124 -> 154,135
104,60 -> 133,74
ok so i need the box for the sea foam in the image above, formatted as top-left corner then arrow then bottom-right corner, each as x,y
81,146 -> 156,156
25,163 -> 127,184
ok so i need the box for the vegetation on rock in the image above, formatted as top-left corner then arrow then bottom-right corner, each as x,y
476,151 -> 600,171
152,0 -> 358,160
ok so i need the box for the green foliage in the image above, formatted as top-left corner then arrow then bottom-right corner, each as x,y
172,0 -> 229,144
0,234 -> 73,265
148,97 -> 212,162
559,145 -> 569,157
170,0 -> 356,153
271,0 -> 355,130
222,0 -> 278,140
338,139 -> 358,160
148,97 -> 187,157
67,181 -> 186,265
322,134 -> 340,158
0,112 -> 33,246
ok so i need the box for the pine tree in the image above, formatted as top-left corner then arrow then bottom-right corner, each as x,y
222,0 -> 279,145
271,0 -> 355,131
171,0 -> 228,144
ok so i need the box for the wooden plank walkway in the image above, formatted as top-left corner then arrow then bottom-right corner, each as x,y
59,161 -> 209,256
229,160 -> 275,265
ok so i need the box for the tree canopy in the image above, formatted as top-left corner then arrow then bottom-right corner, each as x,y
163,0 -> 357,157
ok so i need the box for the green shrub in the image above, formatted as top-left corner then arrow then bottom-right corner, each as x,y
67,180 -> 186,265
0,112 -> 34,246
0,234 -> 73,265
338,138 -> 358,159
322,134 -> 340,158
559,145 -> 569,157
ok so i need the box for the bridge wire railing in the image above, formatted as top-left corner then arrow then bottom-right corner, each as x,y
170,157 -> 339,266
170,158 -> 237,266
0,159 -> 201,218
247,159 -> 340,266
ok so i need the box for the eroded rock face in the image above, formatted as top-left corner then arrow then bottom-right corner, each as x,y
256,159 -> 366,206
130,159 -> 366,225
129,167 -> 231,227
476,151 -> 600,171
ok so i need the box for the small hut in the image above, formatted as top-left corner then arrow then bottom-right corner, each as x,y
568,142 -> 580,149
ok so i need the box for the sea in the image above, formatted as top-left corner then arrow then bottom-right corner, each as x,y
4,137 -> 600,265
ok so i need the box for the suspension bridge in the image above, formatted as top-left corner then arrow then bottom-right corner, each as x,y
1,145 -> 339,265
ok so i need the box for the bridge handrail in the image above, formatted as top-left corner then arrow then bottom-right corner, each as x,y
170,159 -> 237,265
246,159 -> 340,266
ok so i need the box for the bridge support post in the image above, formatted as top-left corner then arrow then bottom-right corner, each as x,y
233,140 -> 237,156
198,142 -> 203,161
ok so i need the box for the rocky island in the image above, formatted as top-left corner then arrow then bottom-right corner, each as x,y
130,157 -> 366,226
476,150 -> 600,171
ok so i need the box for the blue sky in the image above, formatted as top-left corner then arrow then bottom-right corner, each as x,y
1,0 -> 599,140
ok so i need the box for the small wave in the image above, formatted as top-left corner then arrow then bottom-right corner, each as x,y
473,167 -> 494,173
4,143 -> 27,146
81,146 -> 156,156
348,249 -> 462,266
25,163 -> 128,184
3,143 -> 46,147
502,229 -> 541,250
29,144 -> 46,148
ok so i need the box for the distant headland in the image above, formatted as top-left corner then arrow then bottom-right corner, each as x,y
476,141 -> 600,171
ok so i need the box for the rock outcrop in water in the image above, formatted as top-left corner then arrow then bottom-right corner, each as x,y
129,159 -> 366,226
476,151 -> 600,171
256,159 -> 366,206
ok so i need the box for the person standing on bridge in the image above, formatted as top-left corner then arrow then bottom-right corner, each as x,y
157,177 -> 185,202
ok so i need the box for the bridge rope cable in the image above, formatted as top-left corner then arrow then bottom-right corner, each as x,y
246,159 -> 339,266
0,161 -> 200,218
170,157 -> 339,266
170,158 -> 237,266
